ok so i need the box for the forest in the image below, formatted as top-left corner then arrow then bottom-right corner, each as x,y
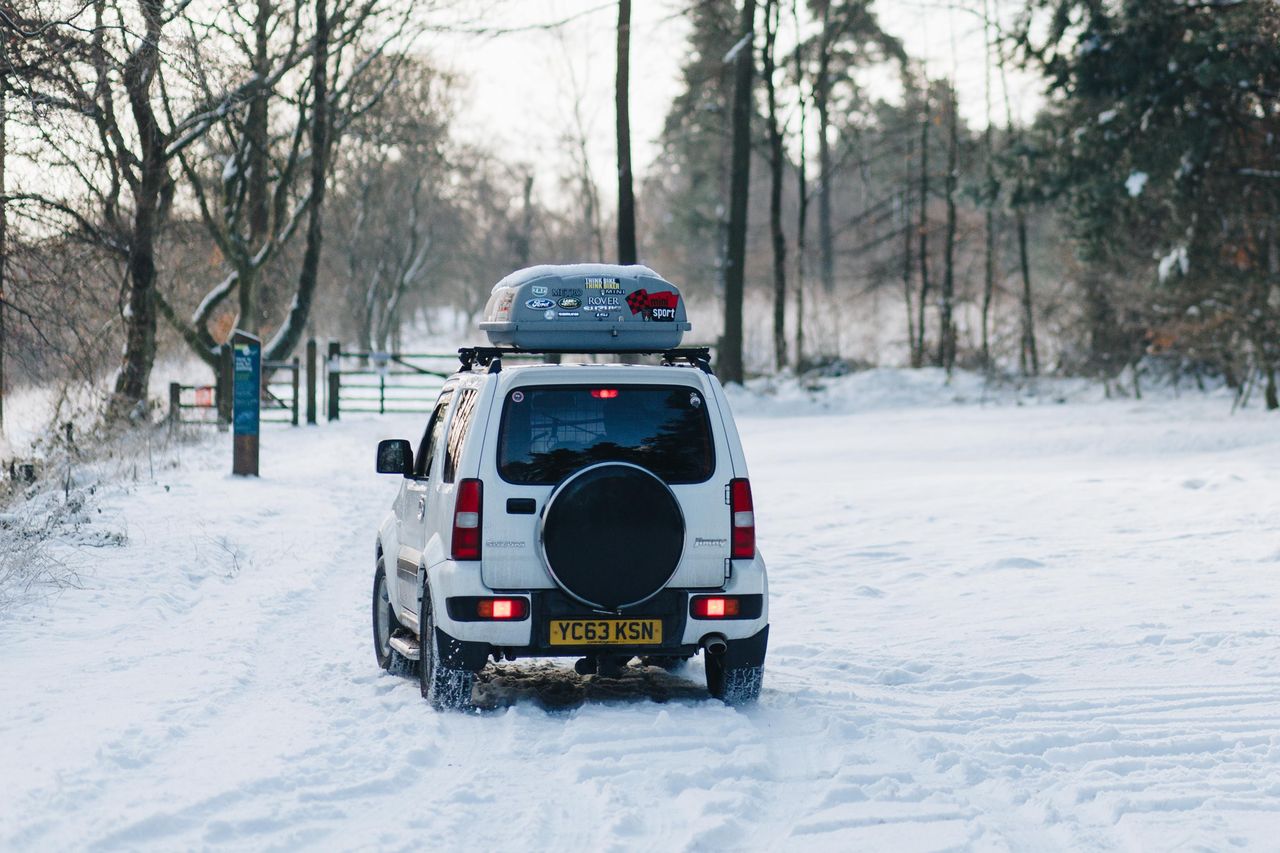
2,0 -> 1279,436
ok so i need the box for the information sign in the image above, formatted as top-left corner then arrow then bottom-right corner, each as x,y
231,331 -> 261,476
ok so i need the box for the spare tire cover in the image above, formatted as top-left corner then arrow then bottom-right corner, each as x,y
540,462 -> 685,610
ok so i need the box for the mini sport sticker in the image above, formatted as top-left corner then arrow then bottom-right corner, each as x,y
625,289 -> 680,322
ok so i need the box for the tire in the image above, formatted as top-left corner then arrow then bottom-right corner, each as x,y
704,653 -> 763,706
541,462 -> 685,609
419,579 -> 476,711
372,556 -> 416,677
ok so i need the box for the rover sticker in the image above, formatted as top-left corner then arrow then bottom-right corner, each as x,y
586,295 -> 621,311
558,296 -> 582,309
525,298 -> 555,310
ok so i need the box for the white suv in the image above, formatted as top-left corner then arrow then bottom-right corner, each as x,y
371,265 -> 769,710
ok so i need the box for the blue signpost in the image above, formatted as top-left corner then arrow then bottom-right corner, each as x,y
232,331 -> 261,476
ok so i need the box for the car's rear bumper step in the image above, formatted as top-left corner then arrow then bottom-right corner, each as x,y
389,632 -> 420,661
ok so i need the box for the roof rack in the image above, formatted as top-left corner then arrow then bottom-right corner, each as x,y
457,346 -> 713,375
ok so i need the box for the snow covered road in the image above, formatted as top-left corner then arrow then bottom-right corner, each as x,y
2,384 -> 1279,851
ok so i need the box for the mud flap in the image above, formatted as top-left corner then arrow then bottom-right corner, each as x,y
722,625 -> 769,670
434,627 -> 490,672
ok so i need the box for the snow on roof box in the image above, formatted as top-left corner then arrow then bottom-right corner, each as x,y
478,264 -> 691,351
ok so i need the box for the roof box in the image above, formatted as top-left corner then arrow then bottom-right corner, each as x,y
479,264 -> 690,351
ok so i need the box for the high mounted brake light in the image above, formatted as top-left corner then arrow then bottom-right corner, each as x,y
730,478 -> 754,559
590,388 -> 619,399
451,478 -> 483,561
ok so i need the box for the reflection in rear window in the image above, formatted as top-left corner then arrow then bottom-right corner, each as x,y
497,385 -> 715,485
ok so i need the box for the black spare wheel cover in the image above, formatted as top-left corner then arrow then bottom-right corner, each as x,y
541,462 -> 685,610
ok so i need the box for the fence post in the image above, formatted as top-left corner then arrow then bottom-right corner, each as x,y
291,357 -> 300,426
169,383 -> 181,435
217,344 -> 234,427
379,372 -> 386,415
327,340 -> 341,421
305,338 -> 317,425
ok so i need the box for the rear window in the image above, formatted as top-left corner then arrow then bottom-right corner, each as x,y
497,385 -> 715,485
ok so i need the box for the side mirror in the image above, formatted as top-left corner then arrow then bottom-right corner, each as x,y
376,439 -> 413,476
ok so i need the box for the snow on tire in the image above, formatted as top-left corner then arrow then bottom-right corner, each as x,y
705,656 -> 763,706
419,580 -> 476,711
372,557 -> 416,677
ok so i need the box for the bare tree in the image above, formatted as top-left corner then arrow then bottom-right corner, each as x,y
938,82 -> 958,373
790,0 -> 809,369
156,0 -> 411,375
721,0 -> 756,384
330,58 -> 455,353
615,0 -> 636,265
762,0 -> 787,372
914,79 -> 930,368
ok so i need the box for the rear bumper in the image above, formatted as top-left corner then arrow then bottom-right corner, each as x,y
438,620 -> 770,673
427,552 -> 768,667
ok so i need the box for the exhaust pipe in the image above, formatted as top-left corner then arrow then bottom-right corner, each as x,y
701,634 -> 728,656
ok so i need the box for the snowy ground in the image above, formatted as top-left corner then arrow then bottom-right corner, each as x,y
2,375 -> 1278,851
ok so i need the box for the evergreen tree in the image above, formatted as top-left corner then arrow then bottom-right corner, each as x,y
1021,0 -> 1280,404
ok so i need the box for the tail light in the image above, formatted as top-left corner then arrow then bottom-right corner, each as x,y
691,596 -> 741,618
477,598 -> 528,620
730,478 -> 754,559
451,478 -> 483,560
590,388 -> 619,399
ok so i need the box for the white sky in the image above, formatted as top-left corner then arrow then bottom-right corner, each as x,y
428,0 -> 1045,205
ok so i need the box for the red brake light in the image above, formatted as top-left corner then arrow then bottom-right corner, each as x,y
730,478 -> 754,559
590,388 -> 619,399
451,478 -> 483,560
477,598 -> 527,620
692,596 -> 741,619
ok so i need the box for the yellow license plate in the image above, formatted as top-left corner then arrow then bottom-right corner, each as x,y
548,619 -> 663,646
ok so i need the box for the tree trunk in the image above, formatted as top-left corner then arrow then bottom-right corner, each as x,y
0,55 -> 6,435
763,0 -> 786,373
110,0 -> 168,420
938,86 -> 958,372
265,0 -> 329,364
721,0 -> 755,384
238,0 -> 272,336
902,140 -> 915,364
914,87 -> 930,368
518,174 -> 534,266
982,207 -> 995,369
815,6 -> 834,294
1016,202 -> 1038,375
791,0 -> 807,370
980,0 -> 996,371
615,0 -> 637,265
